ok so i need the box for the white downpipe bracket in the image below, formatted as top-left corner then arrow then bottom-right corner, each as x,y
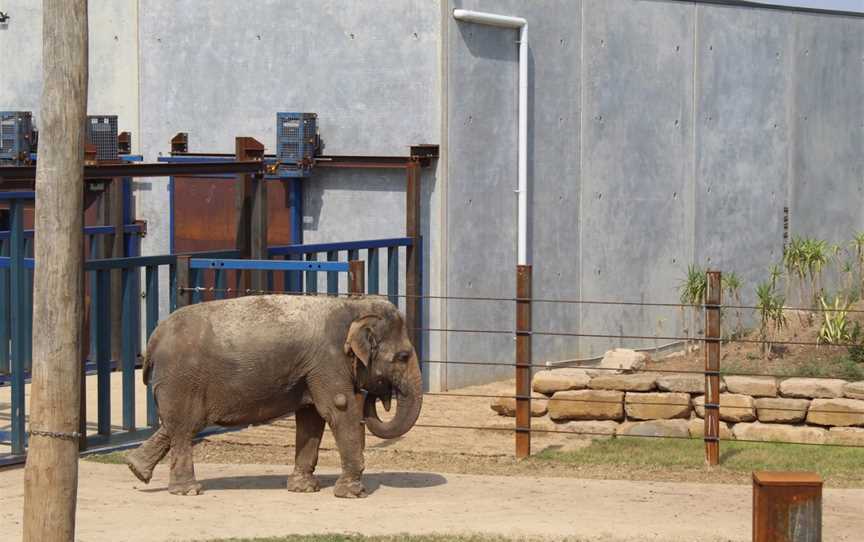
452,9 -> 530,266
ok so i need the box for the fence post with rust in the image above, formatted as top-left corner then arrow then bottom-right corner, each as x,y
176,255 -> 192,309
516,265 -> 532,459
704,270 -> 722,466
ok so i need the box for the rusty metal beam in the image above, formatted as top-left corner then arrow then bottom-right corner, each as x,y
0,160 -> 264,182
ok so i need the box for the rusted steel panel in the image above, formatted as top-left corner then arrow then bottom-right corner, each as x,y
753,471 -> 822,542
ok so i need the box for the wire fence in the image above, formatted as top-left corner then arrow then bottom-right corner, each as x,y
178,273 -> 864,462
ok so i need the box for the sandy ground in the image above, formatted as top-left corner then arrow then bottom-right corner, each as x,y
2,460 -> 863,542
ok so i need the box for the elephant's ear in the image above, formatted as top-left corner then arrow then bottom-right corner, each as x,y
344,315 -> 381,367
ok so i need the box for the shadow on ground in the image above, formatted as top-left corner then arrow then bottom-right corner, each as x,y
140,471 -> 447,495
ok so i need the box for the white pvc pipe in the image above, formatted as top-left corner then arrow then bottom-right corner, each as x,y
452,9 -> 530,266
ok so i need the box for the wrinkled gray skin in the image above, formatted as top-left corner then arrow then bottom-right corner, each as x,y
125,295 -> 422,498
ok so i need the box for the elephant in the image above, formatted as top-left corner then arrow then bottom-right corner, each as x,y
124,294 -> 423,498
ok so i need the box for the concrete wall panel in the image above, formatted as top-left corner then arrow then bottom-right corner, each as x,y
694,6 -> 793,307
0,0 -> 139,135
791,14 -> 864,245
444,0 -> 582,387
579,0 -> 694,357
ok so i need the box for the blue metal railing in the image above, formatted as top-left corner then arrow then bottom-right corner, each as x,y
0,225 -> 412,463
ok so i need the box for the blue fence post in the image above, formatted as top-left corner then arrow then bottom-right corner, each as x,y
0,239 -> 9,374
305,253 -> 318,294
387,246 -> 399,306
367,248 -> 379,296
145,265 -> 159,428
10,199 -> 26,455
89,234 -> 97,362
169,262 -> 177,312
23,237 -> 33,372
95,269 -> 111,436
327,251 -> 339,296
121,267 -> 136,431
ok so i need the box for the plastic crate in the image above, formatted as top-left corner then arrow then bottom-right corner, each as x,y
86,115 -> 118,161
276,112 -> 319,167
0,111 -> 35,164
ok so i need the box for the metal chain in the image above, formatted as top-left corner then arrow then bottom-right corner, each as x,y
27,429 -> 81,441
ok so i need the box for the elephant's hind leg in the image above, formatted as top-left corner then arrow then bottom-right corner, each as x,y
126,426 -> 170,483
168,427 -> 203,496
287,406 -> 326,492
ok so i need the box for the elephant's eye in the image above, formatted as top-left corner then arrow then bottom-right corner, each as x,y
395,351 -> 411,363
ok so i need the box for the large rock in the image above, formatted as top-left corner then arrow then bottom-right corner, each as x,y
490,391 -> 548,417
589,373 -> 657,392
552,420 -> 620,438
617,419 -> 691,438
596,348 -> 648,374
844,381 -> 864,400
826,427 -> 864,446
688,418 -> 734,440
724,376 -> 778,397
806,398 -> 864,427
779,378 -> 847,399
532,369 -> 591,395
548,390 -> 624,422
624,392 -> 691,420
693,394 -> 756,422
656,373 -> 726,394
732,422 -> 827,445
754,398 -> 811,424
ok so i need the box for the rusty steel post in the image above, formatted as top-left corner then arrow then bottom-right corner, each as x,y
704,270 -> 722,466
234,137 -> 266,293
515,265 -> 532,459
405,160 -> 421,353
175,255 -> 192,309
753,472 -> 822,542
348,259 -> 366,450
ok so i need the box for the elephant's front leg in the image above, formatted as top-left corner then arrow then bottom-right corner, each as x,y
287,406 -> 325,493
320,388 -> 367,498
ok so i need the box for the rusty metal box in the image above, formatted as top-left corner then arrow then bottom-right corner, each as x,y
753,471 -> 822,542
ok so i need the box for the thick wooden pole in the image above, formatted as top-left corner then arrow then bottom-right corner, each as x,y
23,1 -> 88,540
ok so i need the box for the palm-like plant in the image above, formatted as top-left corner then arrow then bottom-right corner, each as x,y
678,265 -> 707,342
755,280 -> 787,358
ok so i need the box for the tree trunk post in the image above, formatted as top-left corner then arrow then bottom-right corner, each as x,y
22,1 -> 88,540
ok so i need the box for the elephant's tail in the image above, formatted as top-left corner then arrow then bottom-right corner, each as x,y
142,350 -> 153,385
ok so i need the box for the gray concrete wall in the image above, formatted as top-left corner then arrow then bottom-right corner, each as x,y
443,0 -> 864,388
0,0 -> 140,136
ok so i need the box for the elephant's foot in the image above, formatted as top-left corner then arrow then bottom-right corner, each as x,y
125,452 -> 154,484
169,480 -> 203,496
286,472 -> 320,493
333,477 -> 367,499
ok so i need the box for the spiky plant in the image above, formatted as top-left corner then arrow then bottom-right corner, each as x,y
817,294 -> 852,346
678,265 -> 707,342
755,280 -> 787,358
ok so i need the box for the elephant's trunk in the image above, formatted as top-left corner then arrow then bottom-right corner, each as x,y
364,357 -> 422,440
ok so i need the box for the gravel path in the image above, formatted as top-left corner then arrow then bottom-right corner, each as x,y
2,461 -> 864,541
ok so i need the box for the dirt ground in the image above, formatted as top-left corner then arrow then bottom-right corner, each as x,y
3,460 -> 864,542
